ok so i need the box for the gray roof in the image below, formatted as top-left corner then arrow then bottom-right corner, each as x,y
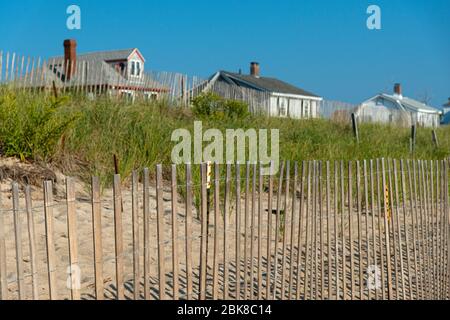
49,48 -> 138,63
216,71 -> 321,98
377,93 -> 441,114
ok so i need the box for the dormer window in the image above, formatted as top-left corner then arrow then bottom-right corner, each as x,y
130,60 -> 142,78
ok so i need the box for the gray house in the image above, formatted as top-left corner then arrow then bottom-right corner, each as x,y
356,84 -> 442,128
198,62 -> 323,119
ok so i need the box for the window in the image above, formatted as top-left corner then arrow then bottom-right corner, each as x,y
278,98 -> 288,117
303,100 -> 310,118
131,61 -> 136,76
136,61 -> 141,77
130,60 -> 142,77
144,92 -> 158,101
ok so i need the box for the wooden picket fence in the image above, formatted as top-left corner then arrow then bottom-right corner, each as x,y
0,159 -> 448,300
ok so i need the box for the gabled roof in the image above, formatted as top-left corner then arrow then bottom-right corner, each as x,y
49,48 -> 145,63
364,93 -> 442,115
213,71 -> 321,98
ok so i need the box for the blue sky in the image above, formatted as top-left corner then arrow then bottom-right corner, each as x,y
0,0 -> 449,106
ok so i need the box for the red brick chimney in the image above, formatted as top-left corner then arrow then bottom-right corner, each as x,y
250,62 -> 260,78
394,83 -> 402,96
64,39 -> 77,80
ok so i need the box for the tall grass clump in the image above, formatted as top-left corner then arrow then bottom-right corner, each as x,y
0,89 -> 78,161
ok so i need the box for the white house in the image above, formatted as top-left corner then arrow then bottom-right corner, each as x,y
199,62 -> 323,119
356,84 -> 442,128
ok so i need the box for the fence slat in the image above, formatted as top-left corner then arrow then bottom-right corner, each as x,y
143,169 -> 151,300
340,161 -> 347,300
387,160 -> 399,299
113,174 -> 124,300
185,164 -> 193,300
295,161 -> 306,300
235,162 -> 241,300
91,177 -> 104,300
249,164 -> 256,300
257,164 -> 264,300
12,183 -> 24,299
266,162 -> 274,300
411,160 -> 424,299
422,160 -> 432,299
0,183 -> 6,300
417,161 -> 428,299
199,163 -> 208,300
43,181 -> 57,300
66,177 -> 80,300
309,160 -> 318,300
280,161 -> 290,300
363,160 -> 370,300
212,163 -> 220,300
400,160 -> 413,300
288,162 -> 298,300
273,161 -> 285,299
132,171 -> 140,300
326,161 -> 332,301
243,163 -> 250,300
318,162 -> 325,300
444,160 -> 449,299
25,186 -> 39,300
393,160 -> 406,300
356,161 -> 363,300
376,159 -> 386,300
303,161 -> 311,300
334,161 -> 340,300
156,165 -> 166,300
381,159 -> 393,299
171,165 -> 179,301
347,162 -> 355,300
223,163 -> 232,300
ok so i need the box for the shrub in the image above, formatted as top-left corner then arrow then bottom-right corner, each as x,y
192,92 -> 249,119
0,92 -> 77,161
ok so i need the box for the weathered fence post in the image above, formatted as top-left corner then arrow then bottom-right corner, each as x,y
66,177 -> 80,300
0,184 -> 6,300
171,165 -> 179,301
199,163 -> 208,300
410,125 -> 417,154
43,180 -> 58,300
142,169 -> 151,300
113,174 -> 124,300
132,171 -> 140,300
156,165 -> 166,300
351,113 -> 360,143
91,177 -> 104,300
12,183 -> 24,299
432,130 -> 439,148
25,186 -> 39,300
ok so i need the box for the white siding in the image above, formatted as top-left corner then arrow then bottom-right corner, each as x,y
357,96 -> 440,128
289,99 -> 302,118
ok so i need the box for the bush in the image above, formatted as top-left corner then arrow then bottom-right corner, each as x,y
0,92 -> 77,161
192,92 -> 249,119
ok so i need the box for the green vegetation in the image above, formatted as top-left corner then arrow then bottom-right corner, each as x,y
192,92 -> 250,120
0,88 -> 449,187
